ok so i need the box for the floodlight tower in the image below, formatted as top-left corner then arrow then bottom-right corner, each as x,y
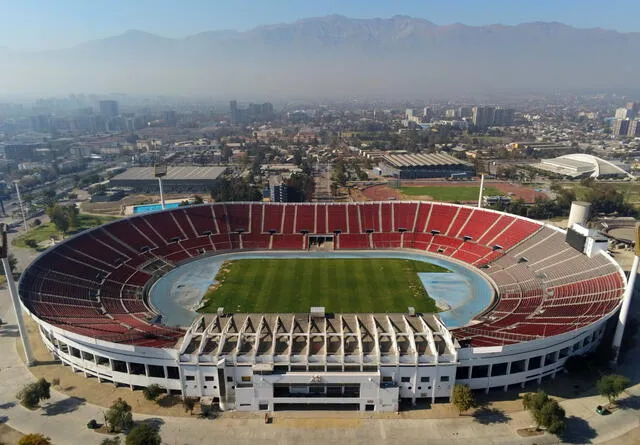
154,163 -> 167,210
477,173 -> 485,208
612,222 -> 640,363
14,181 -> 28,231
0,224 -> 34,365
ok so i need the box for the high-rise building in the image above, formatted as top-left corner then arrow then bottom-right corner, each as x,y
628,119 -> 640,138
163,110 -> 177,126
458,107 -> 473,118
229,100 -> 238,123
626,101 -> 639,119
422,107 -> 433,122
445,109 -> 457,118
472,106 -> 495,128
615,108 -> 629,120
613,118 -> 630,137
493,108 -> 515,126
99,100 -> 119,118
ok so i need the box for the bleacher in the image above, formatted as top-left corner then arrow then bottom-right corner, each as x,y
19,202 -> 624,350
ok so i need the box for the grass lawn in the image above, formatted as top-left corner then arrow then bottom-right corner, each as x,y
400,185 -> 501,201
13,213 -> 118,250
198,258 -> 448,313
558,181 -> 640,207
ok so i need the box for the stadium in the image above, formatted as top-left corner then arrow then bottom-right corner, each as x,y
17,202 -> 626,412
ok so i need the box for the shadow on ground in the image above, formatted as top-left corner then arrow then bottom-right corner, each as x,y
0,402 -> 16,410
157,395 -> 182,409
562,416 -> 598,444
0,416 -> 7,424
138,417 -> 165,431
41,397 -> 86,416
472,406 -> 512,425
617,394 -> 640,410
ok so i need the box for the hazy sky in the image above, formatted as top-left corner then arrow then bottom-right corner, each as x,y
1,0 -> 638,51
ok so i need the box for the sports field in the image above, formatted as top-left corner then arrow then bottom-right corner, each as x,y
198,258 -> 448,313
400,185 -> 501,201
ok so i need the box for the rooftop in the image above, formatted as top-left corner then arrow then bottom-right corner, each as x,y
111,166 -> 226,181
383,152 -> 472,168
178,312 -> 458,365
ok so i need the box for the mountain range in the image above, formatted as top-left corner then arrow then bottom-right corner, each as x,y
2,15 -> 639,98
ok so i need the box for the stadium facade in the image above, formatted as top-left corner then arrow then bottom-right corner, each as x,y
20,202 -> 625,412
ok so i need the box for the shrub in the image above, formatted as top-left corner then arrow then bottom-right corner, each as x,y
183,397 -> 196,415
125,424 -> 161,445
87,419 -> 99,429
522,391 -> 566,436
452,384 -> 475,414
104,398 -> 133,433
16,378 -> 51,409
142,384 -> 164,402
18,434 -> 51,445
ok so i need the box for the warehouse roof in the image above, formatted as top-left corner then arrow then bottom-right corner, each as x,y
383,152 -> 472,168
112,166 -> 226,181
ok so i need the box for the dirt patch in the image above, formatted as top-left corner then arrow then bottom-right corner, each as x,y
516,427 -> 545,437
359,185 -> 402,201
0,423 -> 25,445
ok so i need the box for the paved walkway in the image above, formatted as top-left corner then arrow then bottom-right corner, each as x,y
1,236 -> 639,444
1,289 -> 640,445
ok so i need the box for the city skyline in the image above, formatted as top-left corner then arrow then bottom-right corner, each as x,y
1,0 -> 640,51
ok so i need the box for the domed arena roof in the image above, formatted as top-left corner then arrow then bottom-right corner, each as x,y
538,154 -> 633,178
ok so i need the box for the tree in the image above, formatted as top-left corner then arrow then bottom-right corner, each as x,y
104,398 -> 133,433
125,423 -> 161,445
18,434 -> 52,445
597,374 -> 631,406
452,384 -> 475,414
286,172 -> 315,202
183,397 -> 196,415
193,195 -> 204,204
16,378 -> 51,409
142,384 -> 164,402
210,177 -> 261,202
522,391 -> 566,435
0,254 -> 18,275
100,437 -> 121,445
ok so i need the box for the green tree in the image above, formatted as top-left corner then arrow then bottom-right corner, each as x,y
16,378 -> 51,409
183,397 -> 196,415
597,374 -> 631,406
452,384 -> 475,414
286,173 -> 315,202
142,384 -> 164,402
522,391 -> 566,435
125,423 -> 161,445
46,204 -> 75,233
100,437 -> 121,445
210,177 -> 261,202
105,398 -> 134,433
18,434 -> 52,445
0,254 -> 18,275
193,195 -> 204,204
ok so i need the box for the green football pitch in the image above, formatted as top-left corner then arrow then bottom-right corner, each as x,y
198,258 -> 448,313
